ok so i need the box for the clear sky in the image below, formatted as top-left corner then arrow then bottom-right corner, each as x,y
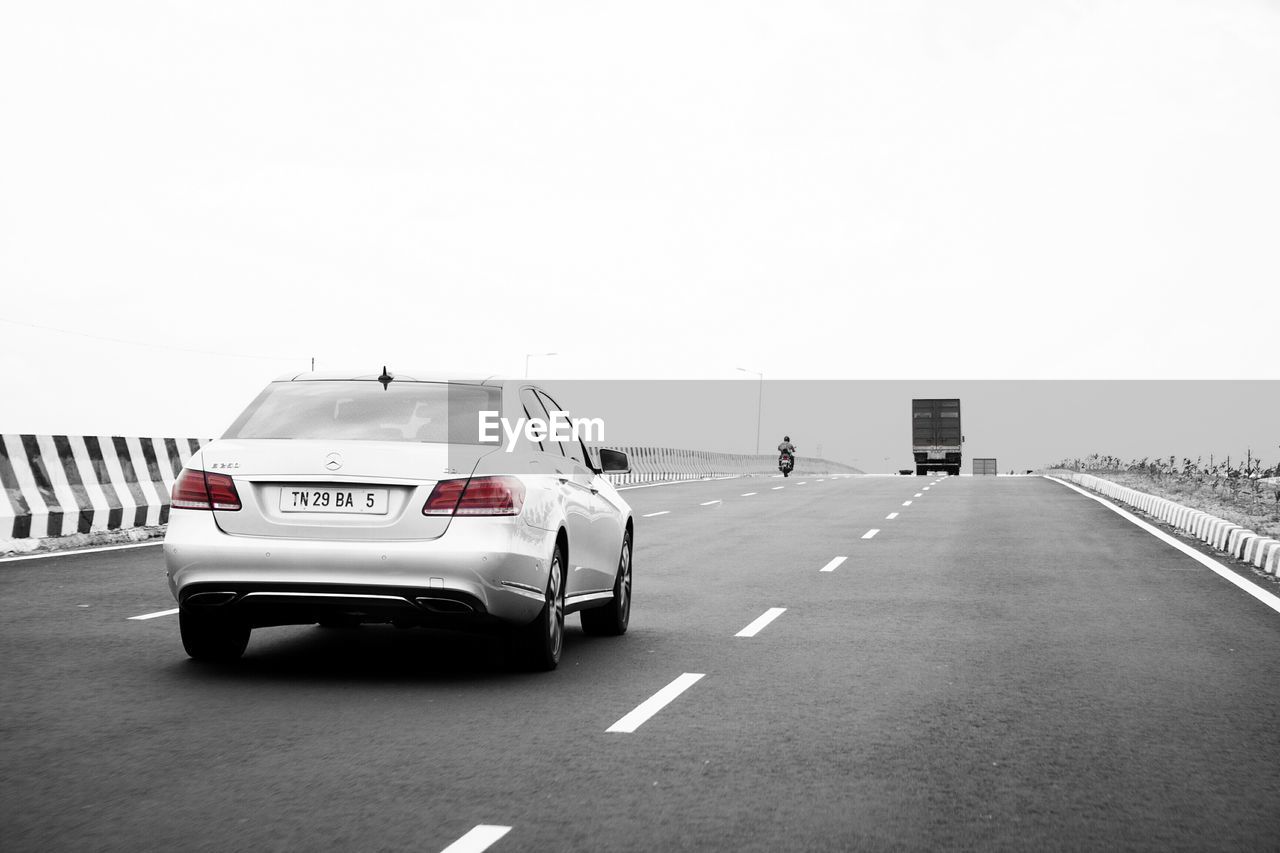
2,2 -> 1277,453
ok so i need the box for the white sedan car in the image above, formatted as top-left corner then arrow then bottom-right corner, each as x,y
164,370 -> 633,671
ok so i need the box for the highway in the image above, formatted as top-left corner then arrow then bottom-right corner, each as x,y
3,475 -> 1280,851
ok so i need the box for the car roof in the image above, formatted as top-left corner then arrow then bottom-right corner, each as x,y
271,369 -> 509,386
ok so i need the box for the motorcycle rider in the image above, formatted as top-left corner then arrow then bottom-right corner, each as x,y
777,436 -> 796,476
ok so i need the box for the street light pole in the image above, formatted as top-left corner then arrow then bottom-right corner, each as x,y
736,367 -> 763,455
525,352 -> 558,378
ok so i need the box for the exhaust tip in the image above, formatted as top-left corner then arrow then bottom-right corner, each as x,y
414,597 -> 474,615
185,591 -> 238,606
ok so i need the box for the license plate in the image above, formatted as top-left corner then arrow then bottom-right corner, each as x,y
279,487 -> 389,514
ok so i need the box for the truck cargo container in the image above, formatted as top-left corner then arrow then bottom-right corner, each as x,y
912,398 -> 962,476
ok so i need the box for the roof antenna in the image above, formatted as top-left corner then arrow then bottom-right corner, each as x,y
378,365 -> 394,390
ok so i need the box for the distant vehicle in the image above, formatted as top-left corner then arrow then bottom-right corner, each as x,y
912,398 -> 963,476
164,371 -> 633,671
898,469 -> 914,476
973,458 -> 998,476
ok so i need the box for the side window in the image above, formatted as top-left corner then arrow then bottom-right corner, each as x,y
536,390 -> 588,467
519,388 -> 556,455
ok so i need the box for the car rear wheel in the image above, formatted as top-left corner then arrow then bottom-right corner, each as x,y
513,546 -> 565,671
582,530 -> 631,637
180,608 -> 250,662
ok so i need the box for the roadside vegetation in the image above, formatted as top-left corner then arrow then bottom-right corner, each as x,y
1050,453 -> 1280,540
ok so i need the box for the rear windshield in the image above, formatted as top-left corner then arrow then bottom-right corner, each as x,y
223,381 -> 503,444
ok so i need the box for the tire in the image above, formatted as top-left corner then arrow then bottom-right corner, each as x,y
582,530 -> 632,637
783,470 -> 790,477
513,545 -> 565,671
180,608 -> 250,662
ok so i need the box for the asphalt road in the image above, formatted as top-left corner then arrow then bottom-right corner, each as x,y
3,474 -> 1279,852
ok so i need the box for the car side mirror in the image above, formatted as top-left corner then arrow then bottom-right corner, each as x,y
599,448 -> 630,474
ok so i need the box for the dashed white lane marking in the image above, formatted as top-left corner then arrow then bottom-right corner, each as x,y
741,492 -> 758,497
797,481 -> 807,485
700,500 -> 722,506
440,825 -> 512,853
0,540 -> 162,563
128,608 -> 179,621
885,512 -> 899,520
902,500 -> 913,506
607,673 -> 705,733
923,487 -> 931,491
819,556 -> 847,573
642,511 -> 670,518
862,529 -> 880,539
816,479 -> 825,482
914,493 -> 923,497
772,486 -> 785,490
617,476 -> 744,492
1046,476 -> 1280,615
735,607 -> 787,637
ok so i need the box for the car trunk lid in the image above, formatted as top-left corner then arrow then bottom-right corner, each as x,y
202,439 -> 495,540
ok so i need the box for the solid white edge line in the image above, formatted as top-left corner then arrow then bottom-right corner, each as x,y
1044,476 -> 1280,615
886,512 -> 899,519
128,608 -> 179,621
642,511 -> 670,518
0,540 -> 163,563
607,673 -> 705,733
735,607 -> 787,637
439,825 -> 513,853
862,529 -> 880,539
819,556 -> 847,573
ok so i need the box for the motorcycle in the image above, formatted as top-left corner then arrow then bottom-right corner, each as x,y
778,452 -> 794,477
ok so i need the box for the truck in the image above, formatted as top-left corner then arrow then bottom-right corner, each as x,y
911,398 -> 962,476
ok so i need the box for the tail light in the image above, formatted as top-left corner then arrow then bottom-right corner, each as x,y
423,476 -> 524,517
422,479 -> 466,515
171,469 -> 242,511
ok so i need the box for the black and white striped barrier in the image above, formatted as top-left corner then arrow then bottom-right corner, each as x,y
1049,470 -> 1280,576
1,434 -> 208,553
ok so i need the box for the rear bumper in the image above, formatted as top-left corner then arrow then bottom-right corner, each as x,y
164,509 -> 557,628
913,450 -> 961,464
